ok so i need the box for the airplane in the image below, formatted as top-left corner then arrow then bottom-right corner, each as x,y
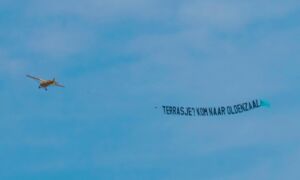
26,74 -> 64,91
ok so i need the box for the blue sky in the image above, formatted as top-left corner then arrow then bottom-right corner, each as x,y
1,0 -> 300,179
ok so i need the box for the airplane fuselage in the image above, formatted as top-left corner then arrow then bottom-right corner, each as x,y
40,80 -> 55,88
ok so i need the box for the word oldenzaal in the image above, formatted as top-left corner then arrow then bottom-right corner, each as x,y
161,99 -> 268,116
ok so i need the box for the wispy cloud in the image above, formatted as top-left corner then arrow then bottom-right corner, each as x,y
26,25 -> 92,58
0,49 -> 28,78
178,0 -> 300,30
1,0 -> 300,179
26,0 -> 172,23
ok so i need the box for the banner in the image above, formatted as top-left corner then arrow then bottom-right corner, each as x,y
159,99 -> 269,117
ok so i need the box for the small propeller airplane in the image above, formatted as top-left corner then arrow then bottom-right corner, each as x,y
26,74 -> 64,91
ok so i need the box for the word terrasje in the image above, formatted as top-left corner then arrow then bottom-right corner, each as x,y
161,99 -> 269,117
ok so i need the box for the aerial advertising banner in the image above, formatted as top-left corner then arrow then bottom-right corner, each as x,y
160,99 -> 270,117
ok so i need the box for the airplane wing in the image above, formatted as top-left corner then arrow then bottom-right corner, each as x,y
54,82 -> 65,88
26,75 -> 44,82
